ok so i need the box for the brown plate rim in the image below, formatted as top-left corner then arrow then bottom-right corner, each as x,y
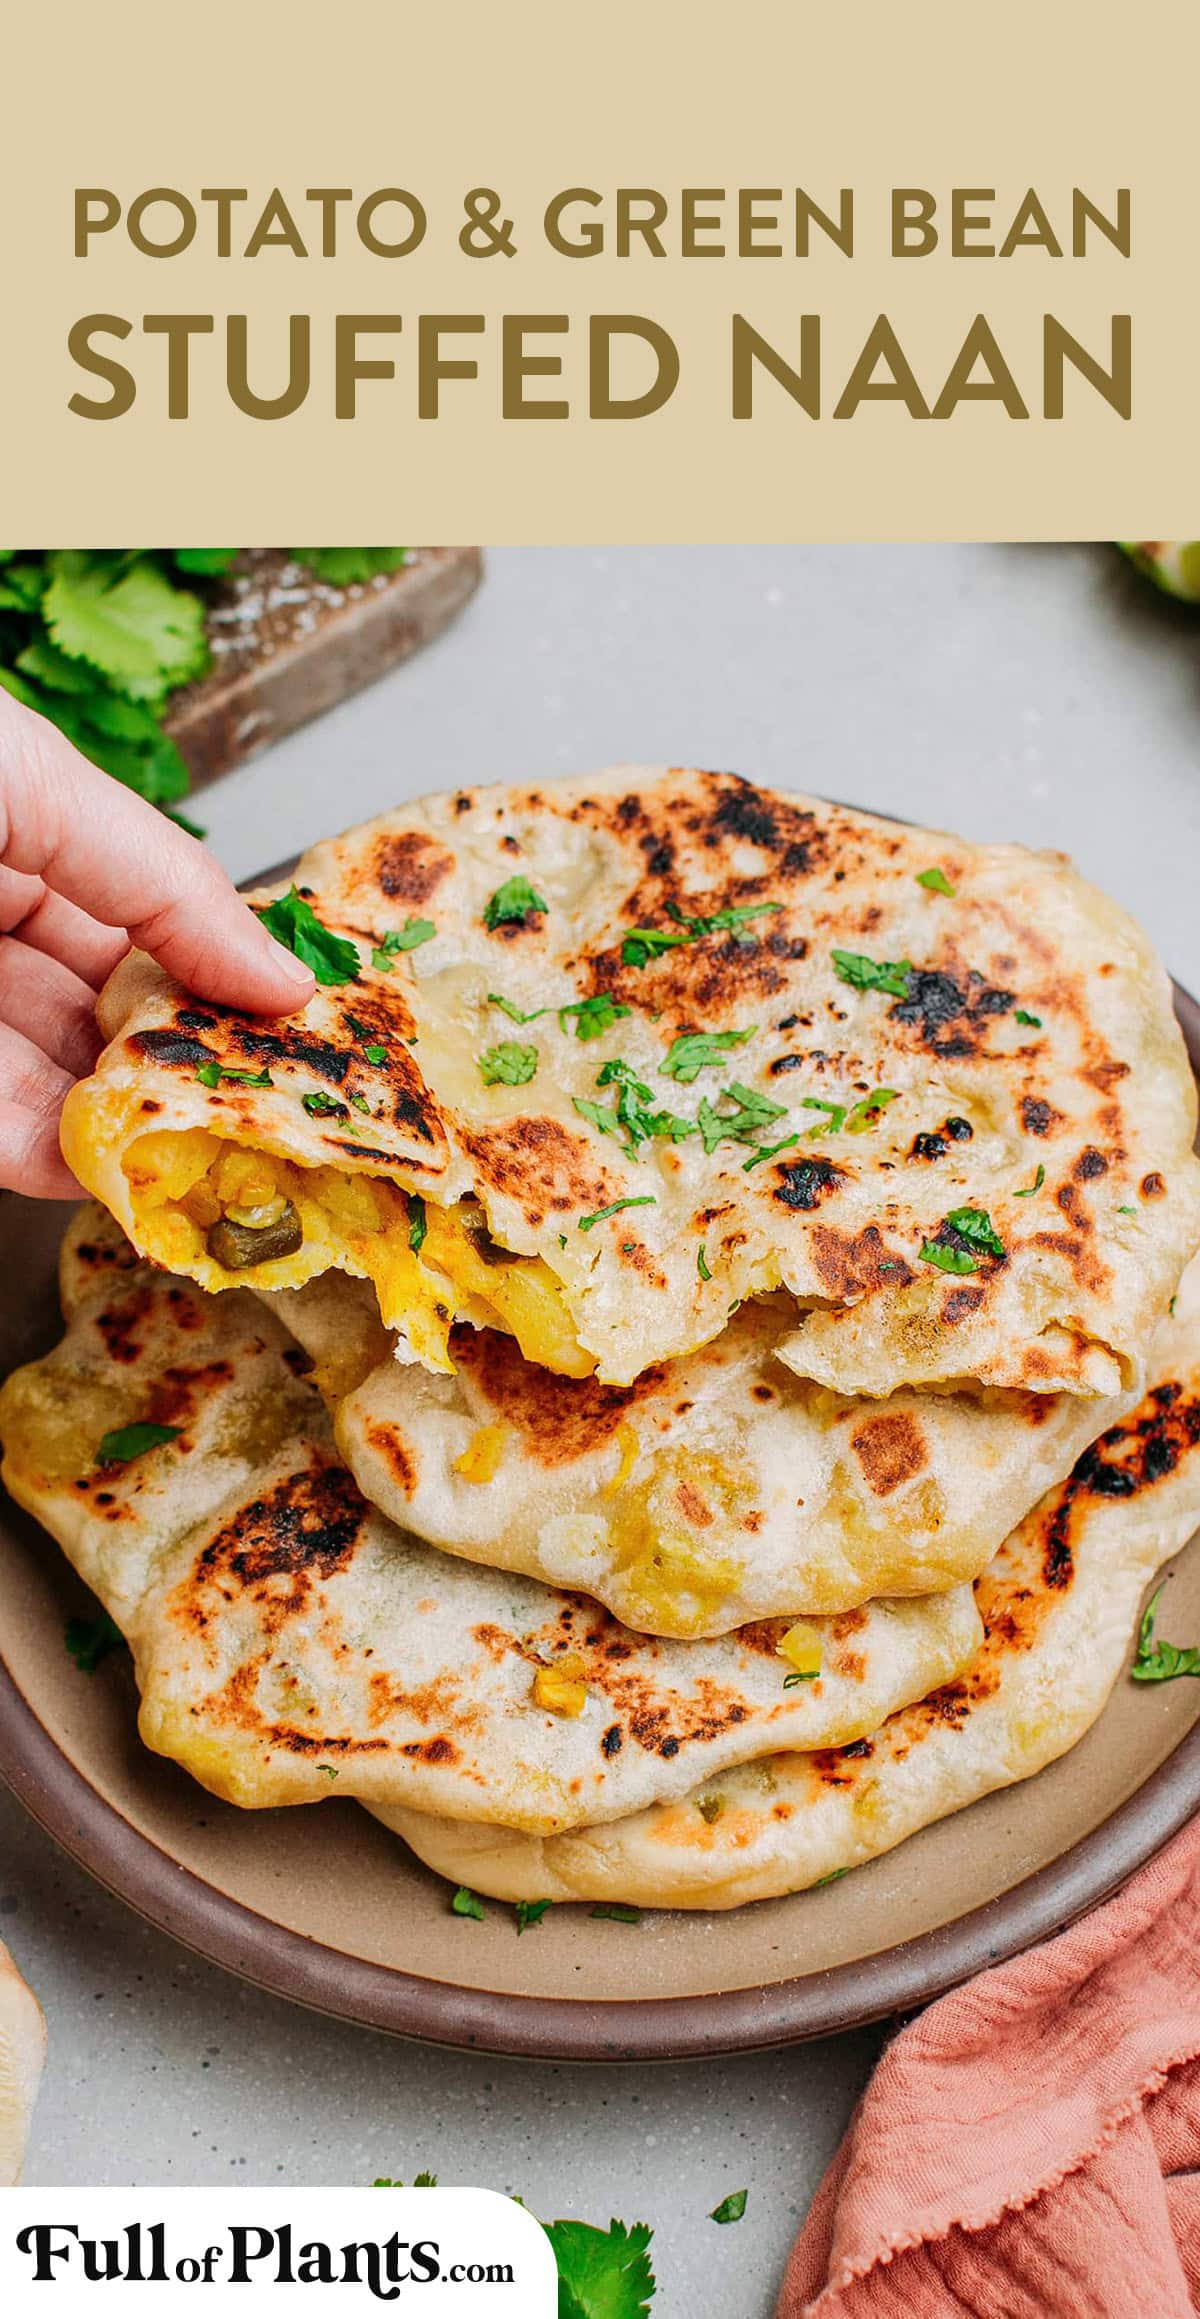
0,981 -> 1196,2064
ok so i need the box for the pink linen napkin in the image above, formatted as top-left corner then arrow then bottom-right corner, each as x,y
778,1814 -> 1200,2317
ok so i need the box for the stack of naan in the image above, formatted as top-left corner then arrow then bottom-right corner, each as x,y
4,767 -> 1200,1914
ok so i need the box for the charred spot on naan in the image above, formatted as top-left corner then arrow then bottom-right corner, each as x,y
449,1327 -> 662,1464
810,1223 -> 915,1300
460,1116 -> 616,1225
361,1418 -> 419,1497
365,828 -> 456,906
181,1458 -> 368,1633
850,1409 -> 928,1496
888,966 -> 1015,1059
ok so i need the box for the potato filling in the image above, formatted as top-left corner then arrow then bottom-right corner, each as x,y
123,1129 -> 593,1378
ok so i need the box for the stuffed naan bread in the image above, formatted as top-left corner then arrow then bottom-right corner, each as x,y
377,1259 -> 1200,1905
315,1289 -> 1138,1635
61,770 -> 1200,1396
0,1206 -> 981,1834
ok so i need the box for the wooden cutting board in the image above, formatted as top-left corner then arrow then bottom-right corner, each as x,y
164,547 -> 482,787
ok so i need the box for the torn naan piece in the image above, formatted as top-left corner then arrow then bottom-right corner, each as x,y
327,1292 -> 1139,1635
376,1259 -> 1200,1906
61,769 -> 1200,1394
0,1207 -> 982,1834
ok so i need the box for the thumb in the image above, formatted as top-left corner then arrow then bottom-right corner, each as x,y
0,691 -> 315,1015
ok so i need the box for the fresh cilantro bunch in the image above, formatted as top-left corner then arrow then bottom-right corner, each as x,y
0,548 -> 408,815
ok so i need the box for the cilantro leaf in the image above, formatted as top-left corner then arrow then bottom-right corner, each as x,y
1014,1009 -> 1042,1028
803,1097 -> 846,1137
302,1090 -> 349,1120
846,1088 -> 899,1132
371,919 -> 435,969
196,1060 -> 272,1090
578,1197 -> 658,1232
515,1900 -> 553,1934
291,548 -> 410,586
96,1422 -> 182,1465
660,1028 -> 756,1083
920,1206 -> 1006,1274
560,994 -> 631,1041
484,875 -> 548,930
916,866 -> 955,897
1014,1163 -> 1046,1198
172,549 -> 240,576
697,1242 -> 712,1281
44,552 -> 209,704
479,1041 -> 539,1087
544,2219 -> 655,2319
450,1886 -> 486,1921
696,1082 -> 787,1156
407,1193 -> 427,1254
490,993 -> 550,1024
832,950 -> 913,999
64,1610 -> 125,1674
589,1904 -> 642,1923
709,2191 -> 747,2226
742,1131 -> 800,1171
621,901 -> 779,969
573,1058 -> 695,1156
258,887 -> 360,985
1131,1585 -> 1200,1683
620,926 -> 690,968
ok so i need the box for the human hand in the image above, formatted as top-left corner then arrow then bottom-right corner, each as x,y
0,688 -> 315,1197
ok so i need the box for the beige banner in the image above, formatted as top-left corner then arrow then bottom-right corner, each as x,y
2,0 -> 1195,541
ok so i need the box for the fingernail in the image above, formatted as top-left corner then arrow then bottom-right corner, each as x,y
267,938 -> 315,989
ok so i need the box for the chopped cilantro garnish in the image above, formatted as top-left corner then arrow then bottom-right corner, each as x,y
590,1904 -> 643,1923
814,1867 -> 849,1887
832,949 -> 913,999
1014,1008 -> 1042,1028
1117,1204 -> 1137,1216
783,1667 -> 820,1689
317,1765 -> 339,1781
803,1096 -> 846,1137
349,1093 -> 372,1114
920,1205 -> 1006,1274
407,1193 -> 427,1254
515,1900 -> 553,1933
1131,1585 -> 1200,1683
484,875 -> 547,930
660,1027 -> 756,1082
619,925 -> 691,968
573,1058 -> 695,1156
97,1421 -> 182,1465
64,1610 -> 125,1673
846,1087 -> 899,1132
302,1090 -> 349,1120
195,1060 -> 272,1090
916,866 -> 955,897
621,899 -> 780,968
372,2172 -> 440,2189
697,1242 -> 712,1281
544,2219 -> 655,2319
450,1886 -> 486,1921
371,919 -> 435,970
479,1041 -> 539,1087
1014,1163 -> 1046,1198
709,2191 -> 748,2226
696,1081 -> 787,1156
559,993 -> 631,1041
362,1043 -> 387,1066
579,1197 -> 658,1232
258,887 -> 360,986
489,992 -> 550,1024
742,1132 -> 800,1172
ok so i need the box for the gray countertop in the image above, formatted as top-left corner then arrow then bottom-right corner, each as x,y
6,544 -> 1199,2316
